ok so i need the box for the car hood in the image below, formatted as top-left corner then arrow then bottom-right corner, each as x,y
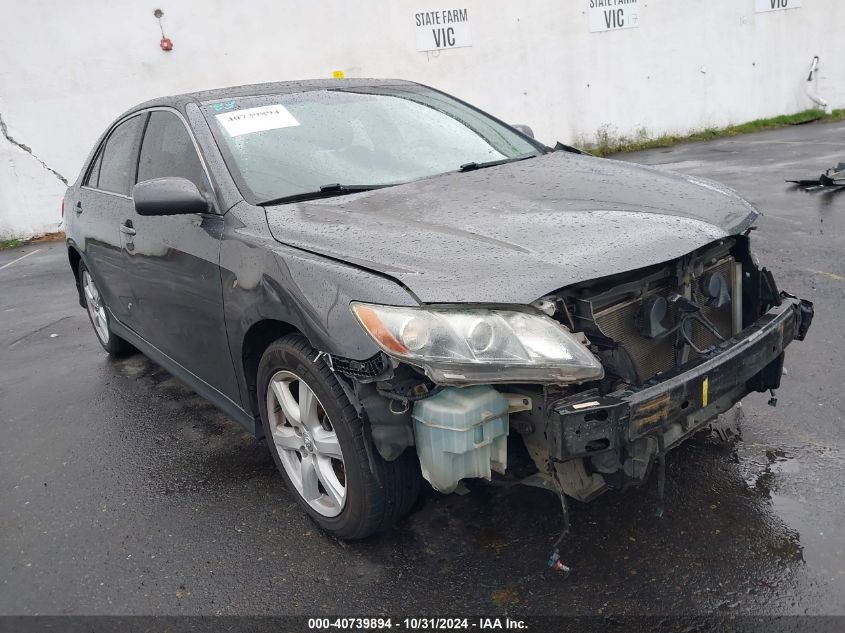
265,151 -> 758,304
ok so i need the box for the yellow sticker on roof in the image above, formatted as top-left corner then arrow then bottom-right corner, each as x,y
216,104 -> 300,137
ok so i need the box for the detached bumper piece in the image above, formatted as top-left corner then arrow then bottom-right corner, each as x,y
787,161 -> 845,191
547,296 -> 813,463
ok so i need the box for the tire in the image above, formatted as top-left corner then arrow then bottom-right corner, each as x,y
258,334 -> 421,539
78,262 -> 134,357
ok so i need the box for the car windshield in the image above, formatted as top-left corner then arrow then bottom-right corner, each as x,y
204,84 -> 541,204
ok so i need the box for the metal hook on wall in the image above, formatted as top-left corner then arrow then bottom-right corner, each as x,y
806,56 -> 829,112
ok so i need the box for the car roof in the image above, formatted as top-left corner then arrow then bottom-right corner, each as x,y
124,78 -> 417,116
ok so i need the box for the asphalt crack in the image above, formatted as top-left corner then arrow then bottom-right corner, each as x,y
8,315 -> 71,347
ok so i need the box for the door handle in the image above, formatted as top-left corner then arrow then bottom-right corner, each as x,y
120,222 -> 136,236
74,201 -> 83,215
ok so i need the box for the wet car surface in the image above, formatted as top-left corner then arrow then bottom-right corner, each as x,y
1,121 -> 843,621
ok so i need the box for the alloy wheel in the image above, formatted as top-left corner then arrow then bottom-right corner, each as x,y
82,270 -> 110,345
266,370 -> 347,517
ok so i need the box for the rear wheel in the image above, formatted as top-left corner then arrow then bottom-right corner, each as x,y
258,334 -> 421,539
79,262 -> 134,356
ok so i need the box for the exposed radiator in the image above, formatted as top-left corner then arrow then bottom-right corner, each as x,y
690,258 -> 736,351
592,257 -> 738,383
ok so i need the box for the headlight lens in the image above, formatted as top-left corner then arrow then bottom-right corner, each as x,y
351,303 -> 604,385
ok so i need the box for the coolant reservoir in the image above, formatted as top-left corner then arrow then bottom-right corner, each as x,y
412,386 -> 509,493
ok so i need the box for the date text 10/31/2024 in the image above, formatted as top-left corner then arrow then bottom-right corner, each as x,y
307,617 -> 528,630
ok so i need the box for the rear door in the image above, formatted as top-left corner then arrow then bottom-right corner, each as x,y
121,109 -> 238,399
76,114 -> 145,322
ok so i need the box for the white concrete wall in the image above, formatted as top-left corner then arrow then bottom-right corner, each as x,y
1,0 -> 843,238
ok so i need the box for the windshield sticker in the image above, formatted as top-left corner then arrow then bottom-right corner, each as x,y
216,104 -> 300,137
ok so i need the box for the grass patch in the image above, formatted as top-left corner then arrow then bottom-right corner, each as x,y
0,238 -> 25,250
0,231 -> 64,250
581,108 -> 845,157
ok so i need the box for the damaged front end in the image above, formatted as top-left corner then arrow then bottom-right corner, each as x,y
331,236 -> 813,504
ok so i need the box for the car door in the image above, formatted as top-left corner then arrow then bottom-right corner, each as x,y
76,114 -> 146,323
121,109 -> 238,400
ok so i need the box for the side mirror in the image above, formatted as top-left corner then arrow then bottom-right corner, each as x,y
512,123 -> 535,139
132,177 -> 209,216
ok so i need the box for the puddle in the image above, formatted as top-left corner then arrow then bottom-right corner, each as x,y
736,428 -> 845,611
767,495 -> 806,562
742,448 -> 801,496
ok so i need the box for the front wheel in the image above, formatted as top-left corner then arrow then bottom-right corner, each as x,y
258,334 -> 420,539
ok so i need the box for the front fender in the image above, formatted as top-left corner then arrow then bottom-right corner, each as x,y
220,203 -> 419,409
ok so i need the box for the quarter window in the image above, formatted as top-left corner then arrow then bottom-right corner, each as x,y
84,147 -> 103,188
137,111 -> 207,192
96,115 -> 145,195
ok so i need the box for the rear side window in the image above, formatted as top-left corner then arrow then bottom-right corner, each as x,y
97,115 -> 145,195
137,111 -> 207,192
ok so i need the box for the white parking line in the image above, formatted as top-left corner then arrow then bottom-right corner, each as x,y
0,248 -> 42,271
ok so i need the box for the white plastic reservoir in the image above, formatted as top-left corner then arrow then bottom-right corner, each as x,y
412,386 -> 509,494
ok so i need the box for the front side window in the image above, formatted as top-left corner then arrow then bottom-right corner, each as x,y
137,111 -> 207,192
205,85 -> 541,203
96,115 -> 145,195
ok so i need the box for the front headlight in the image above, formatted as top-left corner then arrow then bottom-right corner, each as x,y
351,303 -> 604,385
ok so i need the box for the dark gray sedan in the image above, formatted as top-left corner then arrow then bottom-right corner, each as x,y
64,79 -> 813,539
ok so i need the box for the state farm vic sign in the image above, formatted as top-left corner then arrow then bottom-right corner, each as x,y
414,8 -> 472,52
589,0 -> 640,33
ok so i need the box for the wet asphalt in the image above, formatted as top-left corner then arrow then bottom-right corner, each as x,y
1,121 -> 844,621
